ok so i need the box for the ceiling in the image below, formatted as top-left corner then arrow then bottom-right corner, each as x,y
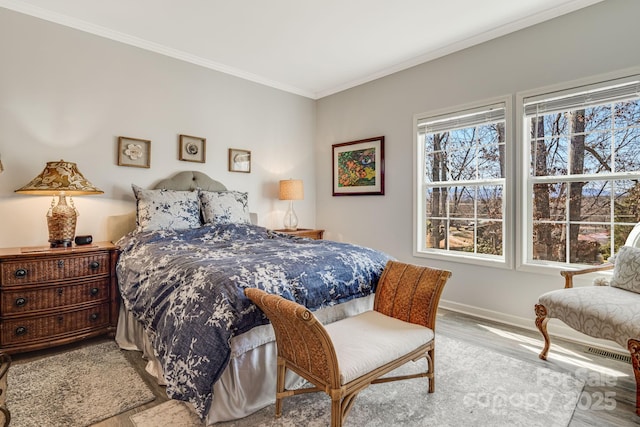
1,0 -> 603,99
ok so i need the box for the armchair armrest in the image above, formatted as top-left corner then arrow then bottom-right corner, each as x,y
560,263 -> 614,288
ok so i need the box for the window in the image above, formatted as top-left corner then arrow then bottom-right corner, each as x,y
522,75 -> 640,267
415,98 -> 510,266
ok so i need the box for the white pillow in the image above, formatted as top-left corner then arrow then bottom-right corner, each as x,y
132,184 -> 201,231
199,190 -> 250,225
610,245 -> 640,294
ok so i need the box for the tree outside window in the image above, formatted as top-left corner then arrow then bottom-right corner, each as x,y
524,77 -> 640,266
416,101 -> 508,263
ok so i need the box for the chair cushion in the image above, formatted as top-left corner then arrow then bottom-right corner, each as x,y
538,286 -> 640,348
610,245 -> 640,294
324,310 -> 434,384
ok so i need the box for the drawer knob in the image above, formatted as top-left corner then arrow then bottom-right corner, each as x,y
57,288 -> 63,296
89,261 -> 100,270
89,313 -> 99,321
15,326 -> 27,336
57,260 -> 64,268
15,297 -> 27,307
14,268 -> 27,278
90,287 -> 100,296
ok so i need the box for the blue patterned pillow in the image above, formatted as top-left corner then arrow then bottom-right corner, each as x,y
199,190 -> 250,225
132,185 -> 201,231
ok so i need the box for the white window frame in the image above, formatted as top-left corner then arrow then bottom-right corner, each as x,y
413,96 -> 513,269
516,69 -> 640,274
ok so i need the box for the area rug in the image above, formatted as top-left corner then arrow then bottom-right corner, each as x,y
9,340 -> 155,427
130,334 -> 584,427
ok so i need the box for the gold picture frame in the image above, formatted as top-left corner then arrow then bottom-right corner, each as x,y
117,136 -> 151,168
179,134 -> 206,163
228,148 -> 251,173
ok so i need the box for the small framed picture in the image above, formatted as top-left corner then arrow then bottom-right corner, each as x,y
228,148 -> 251,173
332,136 -> 385,196
117,136 -> 151,168
179,134 -> 206,163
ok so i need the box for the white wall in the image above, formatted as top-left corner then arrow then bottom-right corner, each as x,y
0,8 -> 316,248
315,0 -> 640,336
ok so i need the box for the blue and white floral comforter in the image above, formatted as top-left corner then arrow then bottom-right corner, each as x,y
116,223 -> 392,417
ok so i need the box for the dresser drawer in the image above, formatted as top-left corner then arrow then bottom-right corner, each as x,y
1,303 -> 110,346
0,252 -> 110,285
1,278 -> 110,316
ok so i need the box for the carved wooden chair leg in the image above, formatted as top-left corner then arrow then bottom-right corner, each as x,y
0,407 -> 9,427
534,304 -> 551,360
0,352 -> 10,427
628,339 -> 640,418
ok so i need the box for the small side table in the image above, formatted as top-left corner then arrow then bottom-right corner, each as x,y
274,229 -> 324,240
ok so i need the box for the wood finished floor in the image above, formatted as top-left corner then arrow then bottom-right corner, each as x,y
11,309 -> 639,426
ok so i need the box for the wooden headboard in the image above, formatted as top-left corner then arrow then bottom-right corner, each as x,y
107,171 -> 257,242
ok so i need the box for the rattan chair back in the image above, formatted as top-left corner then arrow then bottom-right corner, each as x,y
374,261 -> 451,329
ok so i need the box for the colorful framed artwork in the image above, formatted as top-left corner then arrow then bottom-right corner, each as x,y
228,148 -> 251,173
332,136 -> 384,196
179,134 -> 206,163
117,136 -> 151,168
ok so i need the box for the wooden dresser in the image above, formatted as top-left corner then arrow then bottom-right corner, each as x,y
0,242 -> 119,354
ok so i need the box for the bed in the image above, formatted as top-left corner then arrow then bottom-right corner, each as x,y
113,171 -> 393,424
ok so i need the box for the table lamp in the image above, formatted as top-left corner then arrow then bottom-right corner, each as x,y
15,160 -> 103,248
279,179 -> 303,231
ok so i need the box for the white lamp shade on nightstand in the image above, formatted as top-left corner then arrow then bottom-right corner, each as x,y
279,179 -> 304,231
279,179 -> 303,200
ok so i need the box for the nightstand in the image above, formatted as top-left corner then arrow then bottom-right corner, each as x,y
0,242 -> 119,354
274,228 -> 325,240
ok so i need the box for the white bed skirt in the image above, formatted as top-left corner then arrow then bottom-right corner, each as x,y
115,294 -> 374,424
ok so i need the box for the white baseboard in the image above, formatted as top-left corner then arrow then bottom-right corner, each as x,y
439,298 -> 627,354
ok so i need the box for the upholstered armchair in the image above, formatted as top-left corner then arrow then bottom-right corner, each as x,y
535,223 -> 640,419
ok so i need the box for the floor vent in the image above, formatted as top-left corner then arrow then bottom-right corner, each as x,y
586,347 -> 631,364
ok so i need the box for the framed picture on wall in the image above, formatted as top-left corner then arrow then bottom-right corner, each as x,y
228,148 -> 251,173
179,134 -> 206,163
117,136 -> 151,168
332,136 -> 384,196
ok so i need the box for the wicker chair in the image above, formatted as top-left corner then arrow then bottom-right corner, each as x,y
0,352 -> 10,426
244,260 -> 451,427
